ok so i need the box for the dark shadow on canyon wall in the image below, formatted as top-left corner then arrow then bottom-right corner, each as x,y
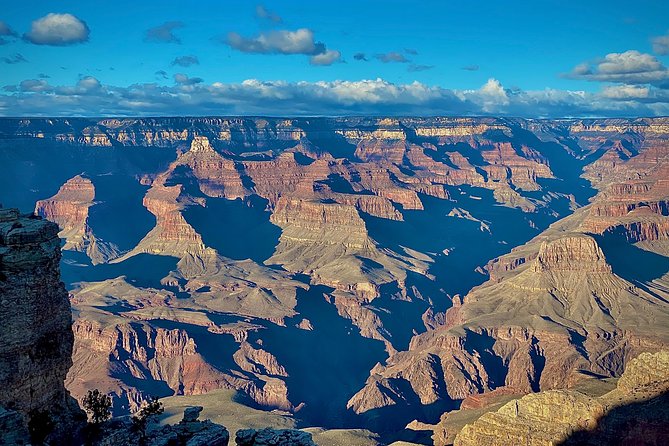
60,252 -> 179,290
0,139 -> 176,211
558,390 -> 669,446
253,279 -> 387,429
183,195 -> 281,264
88,174 -> 155,252
594,231 -> 669,285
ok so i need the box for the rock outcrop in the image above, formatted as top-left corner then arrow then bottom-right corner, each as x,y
0,207 -> 84,444
35,175 -> 119,264
235,428 -> 315,446
453,350 -> 669,446
98,406 -> 230,446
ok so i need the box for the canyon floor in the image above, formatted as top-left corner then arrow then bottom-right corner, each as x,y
1,116 -> 669,444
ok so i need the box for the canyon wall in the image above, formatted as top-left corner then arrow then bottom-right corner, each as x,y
0,207 -> 83,444
1,116 -> 669,440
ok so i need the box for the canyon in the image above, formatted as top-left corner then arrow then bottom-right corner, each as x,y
1,116 -> 668,444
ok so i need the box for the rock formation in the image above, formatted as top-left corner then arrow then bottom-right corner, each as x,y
96,405 -> 230,446
453,350 -> 669,446
35,174 -> 119,264
235,427 -> 315,446
0,207 -> 84,444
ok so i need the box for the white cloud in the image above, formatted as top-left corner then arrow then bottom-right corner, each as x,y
477,78 -> 509,111
566,50 -> 669,85
18,79 -> 52,93
77,76 -> 102,91
601,84 -> 650,100
24,13 -> 89,46
310,50 -> 341,66
652,31 -> 669,56
224,28 -> 341,66
226,28 -> 324,55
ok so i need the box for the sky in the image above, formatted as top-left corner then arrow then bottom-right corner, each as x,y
1,0 -> 669,117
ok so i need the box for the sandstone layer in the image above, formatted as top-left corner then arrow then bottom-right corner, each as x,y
0,207 -> 84,443
453,350 -> 669,446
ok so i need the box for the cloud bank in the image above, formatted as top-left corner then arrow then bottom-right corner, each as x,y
2,76 -> 668,117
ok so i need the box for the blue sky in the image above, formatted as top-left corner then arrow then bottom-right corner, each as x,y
1,0 -> 669,116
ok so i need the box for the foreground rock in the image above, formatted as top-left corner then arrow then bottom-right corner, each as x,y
99,406 -> 229,446
236,427 -> 316,446
453,350 -> 669,446
0,207 -> 84,444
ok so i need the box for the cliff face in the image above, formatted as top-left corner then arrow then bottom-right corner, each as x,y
453,350 -> 669,446
34,174 -> 119,264
0,207 -> 83,443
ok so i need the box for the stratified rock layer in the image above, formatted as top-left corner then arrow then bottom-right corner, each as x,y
0,207 -> 83,443
454,350 -> 669,446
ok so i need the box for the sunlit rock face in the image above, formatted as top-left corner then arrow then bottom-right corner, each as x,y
1,116 -> 669,440
453,350 -> 669,446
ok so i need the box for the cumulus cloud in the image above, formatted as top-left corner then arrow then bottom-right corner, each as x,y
462,64 -> 479,71
0,21 -> 17,45
24,13 -> 90,46
353,53 -> 368,61
2,76 -> 669,117
16,79 -> 52,93
171,55 -> 199,67
77,76 -> 101,92
174,73 -> 203,85
226,28 -> 323,54
477,78 -> 510,111
256,5 -> 282,23
155,70 -> 169,80
375,52 -> 410,63
652,31 -> 669,56
404,48 -> 418,55
310,50 -> 341,66
224,28 -> 341,65
145,21 -> 184,44
601,84 -> 650,99
408,64 -> 434,72
1,53 -> 27,64
566,50 -> 669,85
